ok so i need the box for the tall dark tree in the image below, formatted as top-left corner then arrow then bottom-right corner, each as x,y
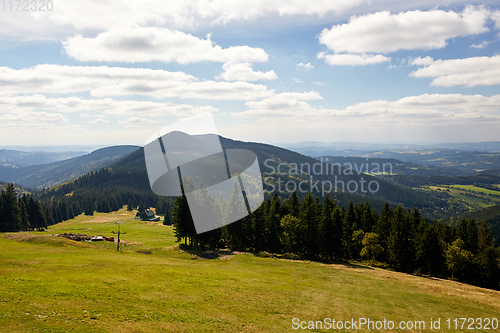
0,184 -> 21,232
264,194 -> 282,254
343,201 -> 356,258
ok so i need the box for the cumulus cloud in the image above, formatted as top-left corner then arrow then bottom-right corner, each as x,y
196,0 -> 369,24
64,27 -> 269,64
88,117 -> 110,124
409,55 -> 500,87
0,0 -> 372,43
297,62 -> 314,70
0,111 -> 69,123
236,93 -> 500,123
471,40 -> 491,48
319,6 -> 490,54
492,10 -> 500,29
0,95 -> 220,119
318,52 -> 390,66
410,56 -> 435,66
0,65 -> 273,100
216,62 -> 277,81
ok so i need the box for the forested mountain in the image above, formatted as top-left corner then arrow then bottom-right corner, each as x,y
39,134 -> 442,215
454,204 -> 500,240
288,146 -> 500,175
318,156 -> 467,177
29,134 -> 500,241
0,148 -> 86,167
0,145 -> 139,189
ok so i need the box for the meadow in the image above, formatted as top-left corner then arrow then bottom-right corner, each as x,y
1,208 -> 499,332
428,185 -> 500,209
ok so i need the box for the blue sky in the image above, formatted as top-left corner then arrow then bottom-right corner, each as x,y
0,0 -> 499,147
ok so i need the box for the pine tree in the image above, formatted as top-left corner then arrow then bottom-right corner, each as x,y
127,199 -> 133,211
172,194 -> 195,246
265,194 -> 282,254
282,191 -> 300,217
387,205 -> 414,273
299,193 -> 320,259
318,195 -> 336,260
19,197 -> 30,231
0,184 -> 21,232
343,201 -> 356,258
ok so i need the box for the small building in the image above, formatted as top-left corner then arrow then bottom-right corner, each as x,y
140,209 -> 160,222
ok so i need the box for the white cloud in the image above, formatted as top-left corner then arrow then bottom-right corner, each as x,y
0,111 -> 69,124
118,117 -> 158,124
236,93 -> 500,123
492,10 -> 500,29
196,0 -> 369,24
297,62 -> 314,70
217,63 -> 277,81
293,78 -> 304,83
0,95 -> 220,119
319,6 -> 490,54
89,118 -> 110,124
0,65 -> 273,100
0,0 -> 371,43
318,52 -> 390,66
64,27 -> 269,64
410,55 -> 500,87
410,56 -> 435,66
471,40 -> 490,48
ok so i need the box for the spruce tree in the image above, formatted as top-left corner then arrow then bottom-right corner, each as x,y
0,184 -> 21,232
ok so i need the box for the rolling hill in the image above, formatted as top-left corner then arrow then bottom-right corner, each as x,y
454,204 -> 500,240
40,134 -> 443,216
318,156 -> 468,177
1,145 -> 140,189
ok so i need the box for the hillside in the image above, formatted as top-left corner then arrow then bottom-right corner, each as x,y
0,210 -> 498,332
0,148 -> 86,167
1,145 -> 140,189
455,204 -> 500,240
40,135 -> 442,215
318,156 -> 467,177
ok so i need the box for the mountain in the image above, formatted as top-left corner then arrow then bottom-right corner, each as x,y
1,145 -> 140,189
283,141 -> 500,155
0,148 -> 86,167
317,156 -> 468,177
0,149 -> 88,180
40,134 -> 443,216
454,204 -> 500,241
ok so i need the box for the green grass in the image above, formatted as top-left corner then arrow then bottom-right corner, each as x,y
449,185 -> 500,196
427,186 -> 500,209
1,208 -> 499,332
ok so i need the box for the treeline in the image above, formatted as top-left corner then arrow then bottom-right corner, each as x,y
0,183 -> 47,232
173,191 -> 500,290
36,168 -> 173,226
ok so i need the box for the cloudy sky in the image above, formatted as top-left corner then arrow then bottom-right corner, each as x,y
0,0 -> 499,147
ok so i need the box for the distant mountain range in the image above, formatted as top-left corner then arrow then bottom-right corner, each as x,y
32,134 -> 500,240
41,134 -> 442,214
0,145 -> 139,189
281,141 -> 500,154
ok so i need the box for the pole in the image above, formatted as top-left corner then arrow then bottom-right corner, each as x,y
115,221 -> 120,251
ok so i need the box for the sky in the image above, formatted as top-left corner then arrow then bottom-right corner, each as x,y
0,0 -> 499,147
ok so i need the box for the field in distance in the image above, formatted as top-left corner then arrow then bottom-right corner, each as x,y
423,184 -> 500,209
1,208 -> 499,332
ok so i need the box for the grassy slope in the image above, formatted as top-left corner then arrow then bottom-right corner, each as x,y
1,209 -> 499,332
